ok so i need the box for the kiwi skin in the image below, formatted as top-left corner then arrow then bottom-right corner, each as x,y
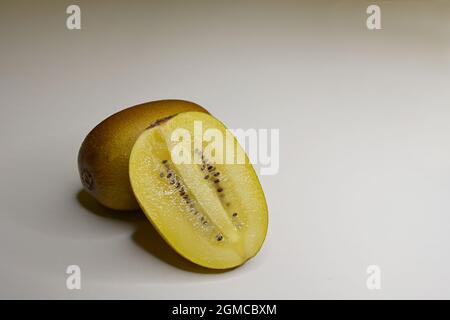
77,100 -> 209,210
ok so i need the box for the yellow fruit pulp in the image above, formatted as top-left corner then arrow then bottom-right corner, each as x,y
129,112 -> 268,269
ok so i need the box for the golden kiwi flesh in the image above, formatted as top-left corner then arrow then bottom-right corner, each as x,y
129,111 -> 268,269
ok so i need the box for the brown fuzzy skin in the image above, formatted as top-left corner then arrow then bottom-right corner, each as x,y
78,100 -> 209,210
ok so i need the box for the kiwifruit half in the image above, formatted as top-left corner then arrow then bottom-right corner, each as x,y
129,111 -> 268,269
78,100 -> 209,210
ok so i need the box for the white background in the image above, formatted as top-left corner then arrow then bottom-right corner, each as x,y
1,0 -> 449,299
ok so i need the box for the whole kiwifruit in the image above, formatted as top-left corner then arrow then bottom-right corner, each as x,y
77,100 -> 209,210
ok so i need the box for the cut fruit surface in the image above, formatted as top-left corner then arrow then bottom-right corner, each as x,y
129,112 -> 268,269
